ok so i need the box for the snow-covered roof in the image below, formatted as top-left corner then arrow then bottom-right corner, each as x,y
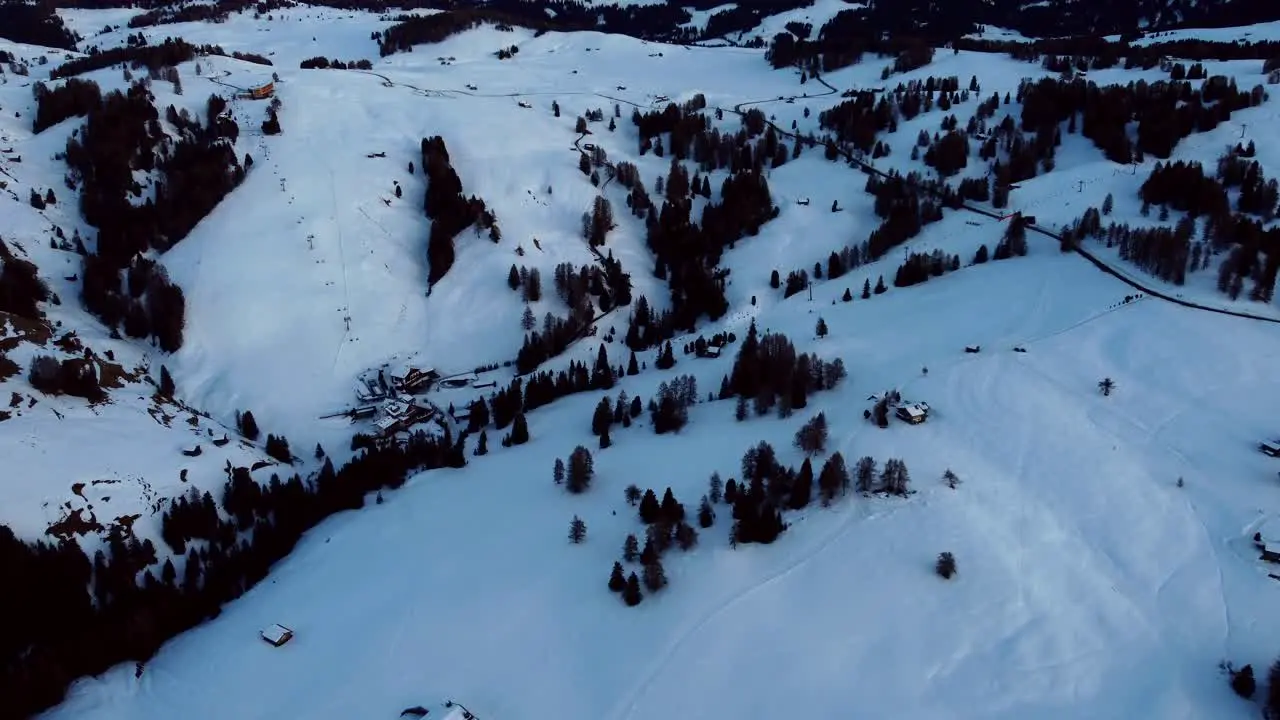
261,624 -> 292,643
1258,517 -> 1280,545
899,403 -> 929,418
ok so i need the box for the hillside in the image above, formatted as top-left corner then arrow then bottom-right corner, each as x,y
2,4 -> 1280,720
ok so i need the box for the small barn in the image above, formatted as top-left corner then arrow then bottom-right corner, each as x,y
895,402 -> 930,425
1261,440 -> 1280,457
260,624 -> 294,647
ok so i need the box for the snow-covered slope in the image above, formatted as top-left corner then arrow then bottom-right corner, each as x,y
5,9 -> 1280,720
0,39 -> 281,546
43,247 -> 1280,720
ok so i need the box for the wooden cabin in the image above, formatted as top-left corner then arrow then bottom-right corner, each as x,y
895,403 -> 929,425
260,624 -> 294,647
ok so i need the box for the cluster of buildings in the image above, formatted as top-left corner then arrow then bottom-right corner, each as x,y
351,365 -> 442,438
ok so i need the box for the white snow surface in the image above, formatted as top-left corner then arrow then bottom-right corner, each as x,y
1,11 -> 1279,720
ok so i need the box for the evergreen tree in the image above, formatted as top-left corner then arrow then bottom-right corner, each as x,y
627,351 -> 639,375
622,572 -> 643,605
608,561 -> 626,591
623,533 -> 639,562
508,264 -> 521,290
158,365 -> 175,397
874,276 -> 887,294
675,521 -> 698,550
475,429 -> 488,456
794,412 -> 829,455
599,426 -> 612,449
553,457 -> 565,485
936,551 -> 957,579
842,287 -> 852,302
708,472 -> 723,504
642,558 -> 668,591
624,484 -> 641,505
509,412 -> 530,445
1231,664 -> 1255,699
315,443 -> 325,459
591,396 -> 613,436
660,487 -> 684,524
569,515 -> 587,543
861,278 -> 871,299
698,495 -> 715,528
638,488 -> 661,523
566,446 -> 594,493
238,409 -> 260,440
790,458 -> 813,509
855,455 -> 876,493
816,317 -> 828,338
735,395 -> 749,421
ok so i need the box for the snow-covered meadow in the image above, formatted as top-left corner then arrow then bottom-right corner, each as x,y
3,7 -> 1280,719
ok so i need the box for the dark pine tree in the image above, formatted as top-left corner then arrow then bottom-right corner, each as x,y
608,561 -> 626,592
623,572 -> 643,605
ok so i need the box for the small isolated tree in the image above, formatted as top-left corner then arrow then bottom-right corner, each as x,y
624,483 -> 641,505
315,443 -> 325,459
1230,663 -> 1255,699
475,429 -> 488,456
608,561 -> 626,592
622,572 -> 643,606
794,412 -> 829,455
566,446 -> 594,493
943,468 -> 960,489
238,409 -> 260,440
158,365 -> 175,397
553,457 -> 565,485
1098,377 -> 1115,396
569,515 -> 587,543
816,316 -> 828,338
623,533 -> 639,562
936,551 -> 957,579
1102,193 -> 1114,216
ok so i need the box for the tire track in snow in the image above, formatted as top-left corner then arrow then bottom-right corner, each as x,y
608,413 -> 907,720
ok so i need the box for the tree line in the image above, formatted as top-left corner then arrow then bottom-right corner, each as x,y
44,81 -> 245,351
421,136 -> 491,286
0,427 -> 464,719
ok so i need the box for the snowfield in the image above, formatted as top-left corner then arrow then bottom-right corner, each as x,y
42,250 -> 1280,720
2,7 -> 1280,720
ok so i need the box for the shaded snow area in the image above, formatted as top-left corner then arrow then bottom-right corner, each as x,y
1,8 -> 1279,720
